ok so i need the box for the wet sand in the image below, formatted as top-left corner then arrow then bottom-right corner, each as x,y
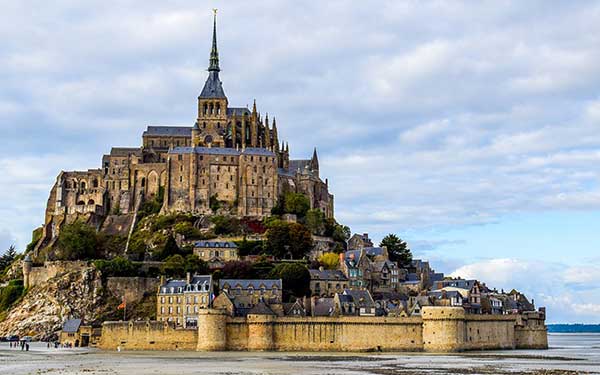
0,334 -> 598,374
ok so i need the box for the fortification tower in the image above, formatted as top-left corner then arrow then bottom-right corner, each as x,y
22,254 -> 32,289
196,309 -> 228,351
422,306 -> 466,352
247,313 -> 275,351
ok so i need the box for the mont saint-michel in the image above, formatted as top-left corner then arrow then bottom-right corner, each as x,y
0,12 -> 547,355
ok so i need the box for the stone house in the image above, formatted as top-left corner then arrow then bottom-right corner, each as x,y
334,289 -> 376,317
339,250 -> 371,290
309,267 -> 348,297
59,318 -> 93,347
347,233 -> 373,250
156,274 -> 213,327
218,279 -> 283,316
193,240 -> 239,269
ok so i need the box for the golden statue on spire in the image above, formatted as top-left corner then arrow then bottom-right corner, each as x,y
213,8 -> 218,16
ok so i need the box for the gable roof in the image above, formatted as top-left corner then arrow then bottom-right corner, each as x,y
143,126 -> 192,137
194,241 -> 238,248
343,289 -> 375,308
312,297 -> 335,316
248,301 -> 276,316
62,318 -> 82,333
219,279 -> 282,290
309,269 -> 347,281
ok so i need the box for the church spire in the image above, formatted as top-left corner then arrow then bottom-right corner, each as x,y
208,9 -> 220,72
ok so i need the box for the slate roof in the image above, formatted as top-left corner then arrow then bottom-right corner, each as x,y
110,147 -> 142,157
227,107 -> 251,116
345,247 -> 386,260
168,146 -> 276,157
343,289 -> 376,309
199,71 -> 226,98
289,159 -> 311,172
194,241 -> 238,248
372,260 -> 396,272
309,269 -> 347,281
219,279 -> 282,290
429,290 -> 464,300
62,318 -> 82,333
248,301 -> 276,316
143,126 -> 193,137
312,297 -> 335,316
438,279 -> 476,290
159,275 -> 212,293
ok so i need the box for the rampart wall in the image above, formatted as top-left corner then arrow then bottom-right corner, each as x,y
99,307 -> 547,353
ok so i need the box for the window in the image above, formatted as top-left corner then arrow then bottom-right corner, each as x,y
169,297 -> 173,304
161,307 -> 165,314
169,306 -> 173,314
178,155 -> 182,161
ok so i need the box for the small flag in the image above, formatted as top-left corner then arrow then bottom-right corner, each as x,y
117,297 -> 126,310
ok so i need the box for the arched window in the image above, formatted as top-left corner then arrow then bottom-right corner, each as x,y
209,103 -> 214,115
92,179 -> 98,188
216,103 -> 221,115
80,181 -> 86,190
77,200 -> 85,205
141,177 -> 145,187
88,199 -> 95,205
203,103 -> 208,115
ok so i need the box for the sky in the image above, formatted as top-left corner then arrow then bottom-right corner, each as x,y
1,1 -> 599,323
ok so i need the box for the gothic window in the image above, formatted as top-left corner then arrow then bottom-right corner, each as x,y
92,179 -> 98,188
203,122 -> 206,129
209,103 -> 214,115
217,122 -> 221,129
141,178 -> 145,187
204,103 -> 208,115
80,181 -> 86,190
88,199 -> 95,205
216,103 -> 221,115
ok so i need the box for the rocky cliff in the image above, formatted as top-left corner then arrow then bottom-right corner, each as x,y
0,265 -> 110,340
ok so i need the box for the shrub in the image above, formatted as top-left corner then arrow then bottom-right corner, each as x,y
0,282 -> 24,312
56,221 -> 98,261
211,216 -> 241,235
318,253 -> 340,270
94,257 -> 139,277
283,192 -> 310,217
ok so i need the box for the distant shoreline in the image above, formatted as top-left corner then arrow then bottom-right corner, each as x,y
547,324 -> 600,333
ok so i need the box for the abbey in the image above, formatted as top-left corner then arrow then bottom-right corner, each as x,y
36,14 -> 333,251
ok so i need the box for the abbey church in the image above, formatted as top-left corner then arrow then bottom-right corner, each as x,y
36,13 -> 334,249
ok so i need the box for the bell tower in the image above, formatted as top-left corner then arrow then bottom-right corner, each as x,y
196,9 -> 228,147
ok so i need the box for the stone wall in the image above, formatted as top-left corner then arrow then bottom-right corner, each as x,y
99,321 -> 197,351
27,261 -> 89,288
106,277 -> 160,304
99,307 -> 547,352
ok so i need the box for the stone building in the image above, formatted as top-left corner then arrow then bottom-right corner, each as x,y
193,240 -> 239,269
309,268 -> 348,297
34,12 -> 334,255
217,279 -> 283,316
156,274 -> 213,327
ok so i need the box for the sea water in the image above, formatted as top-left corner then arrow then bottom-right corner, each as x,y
0,333 -> 598,374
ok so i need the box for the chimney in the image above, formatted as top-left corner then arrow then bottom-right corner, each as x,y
186,272 -> 191,284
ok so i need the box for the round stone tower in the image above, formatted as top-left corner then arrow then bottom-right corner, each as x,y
247,314 -> 275,351
22,254 -> 32,289
422,306 -> 466,352
196,309 -> 228,351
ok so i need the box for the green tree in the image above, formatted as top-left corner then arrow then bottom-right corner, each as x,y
0,280 -> 24,311
211,216 -> 241,235
56,221 -> 98,260
93,257 -> 138,277
318,252 -> 340,270
184,254 -> 210,275
268,263 -> 310,300
155,235 -> 180,260
160,254 -> 186,277
305,209 -> 325,235
283,192 -> 310,217
380,234 -> 412,267
0,245 -> 18,272
265,221 -> 313,260
222,260 -> 254,279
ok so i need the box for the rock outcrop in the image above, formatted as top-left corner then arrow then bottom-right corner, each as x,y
0,265 -> 109,340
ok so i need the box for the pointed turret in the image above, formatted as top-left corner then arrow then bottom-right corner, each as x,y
272,117 -> 279,152
208,9 -> 220,72
265,114 -> 271,149
199,10 -> 226,99
310,147 -> 319,173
